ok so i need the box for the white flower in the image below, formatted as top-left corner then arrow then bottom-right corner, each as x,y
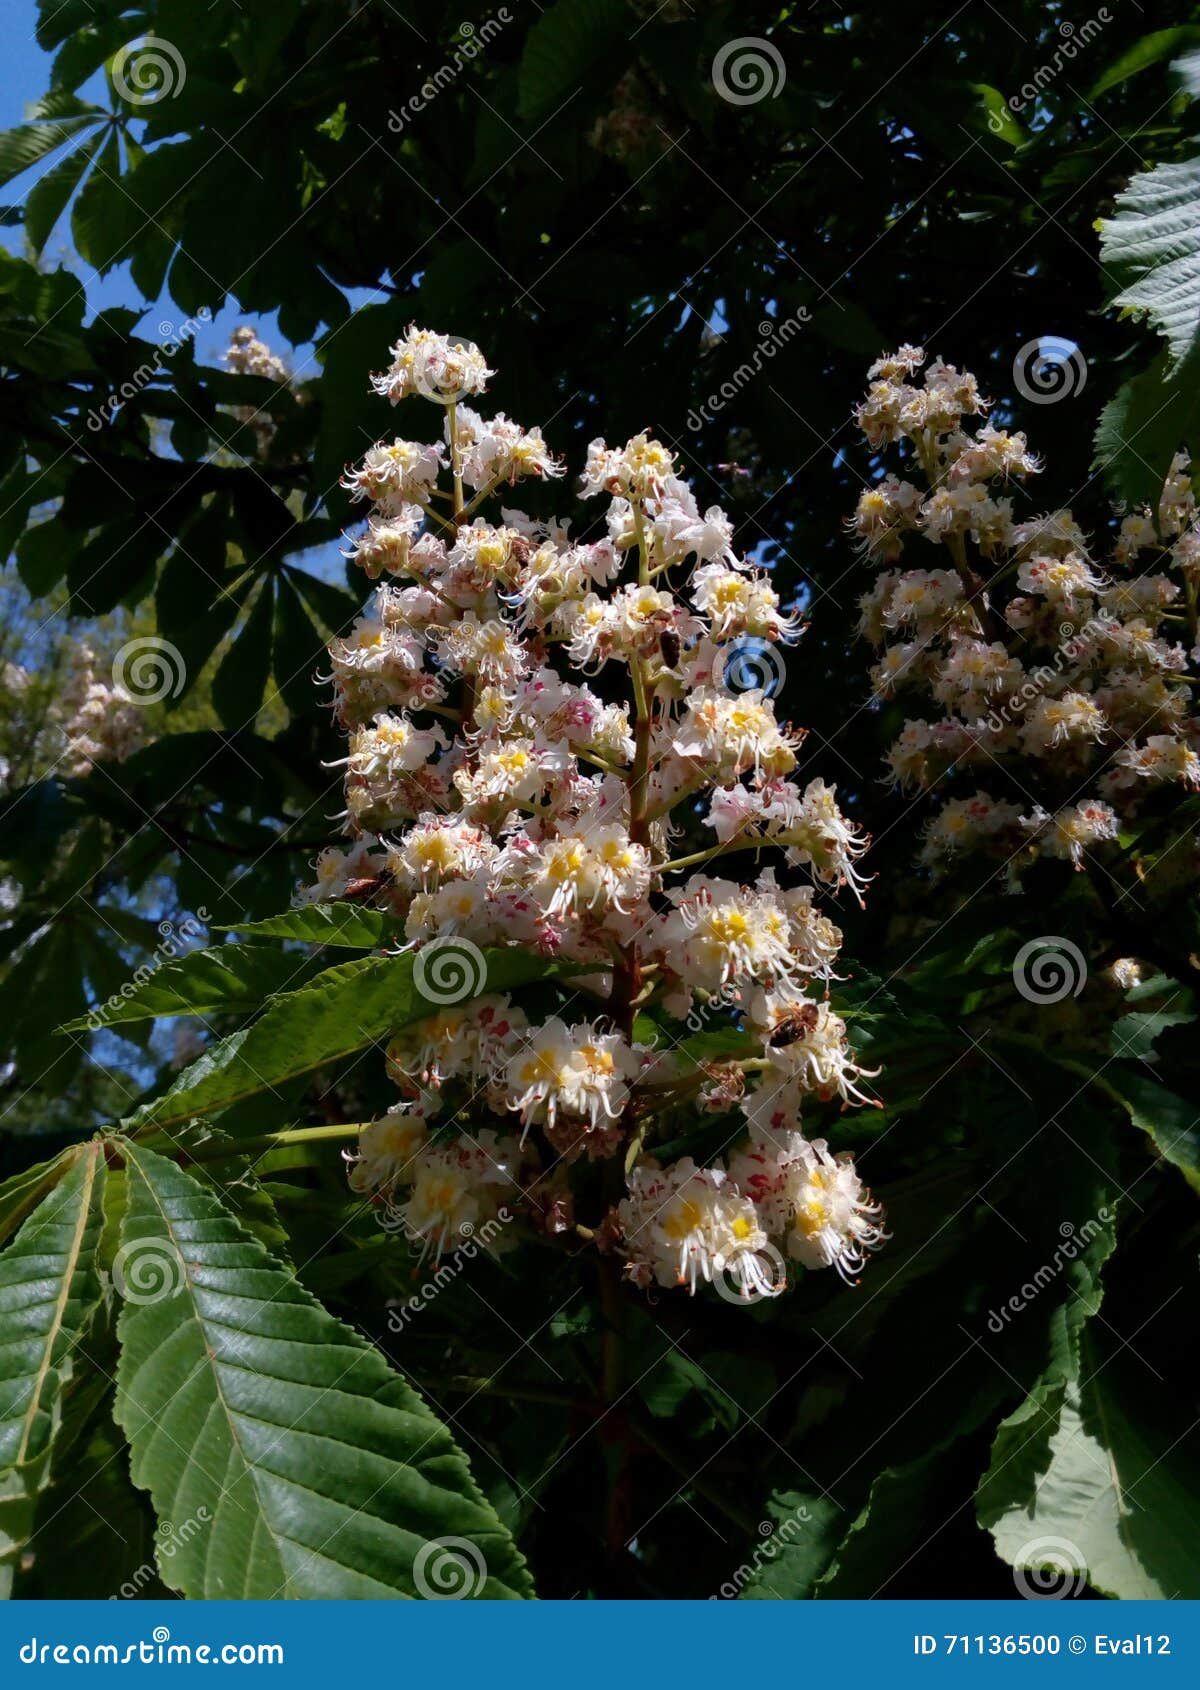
371,325 -> 493,404
658,876 -> 800,993
397,1131 -> 517,1257
505,1018 -> 638,1137
347,1105 -> 432,1197
1016,552 -> 1107,601
921,792 -> 1023,863
1022,691 -> 1106,757
434,614 -> 529,685
342,439 -> 444,508
848,475 -> 923,562
618,1159 -> 774,1295
299,838 -> 386,904
751,999 -> 879,1106
460,412 -> 563,486
1022,800 -> 1119,867
672,688 -> 798,781
691,563 -> 800,641
1112,733 -> 1200,790
521,827 -> 652,919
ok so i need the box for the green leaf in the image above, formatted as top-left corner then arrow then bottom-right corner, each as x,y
272,574 -> 325,717
0,1148 -> 83,1249
113,1144 -> 534,1598
1100,151 -> 1200,372
1093,345 -> 1200,504
0,1147 -> 106,1592
218,902 -> 395,948
0,105 -> 104,191
517,0 -> 628,123
14,518 -> 67,596
124,948 -> 571,1136
1104,1067 -> 1200,1194
1090,28 -> 1200,98
23,126 -> 103,254
737,1492 -> 846,1599
58,942 -> 323,1033
969,83 -> 1021,147
989,1335 -> 1200,1599
69,130 -> 125,271
212,578 -> 276,729
976,1194 -> 1118,1537
14,1412 -> 169,1600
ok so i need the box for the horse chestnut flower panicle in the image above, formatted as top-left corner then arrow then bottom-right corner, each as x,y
312,326 -> 885,1301
850,346 -> 1200,875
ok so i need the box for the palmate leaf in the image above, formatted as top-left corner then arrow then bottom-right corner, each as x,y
0,1146 -> 106,1594
113,1144 -> 534,1599
58,942 -> 324,1033
124,947 -> 576,1137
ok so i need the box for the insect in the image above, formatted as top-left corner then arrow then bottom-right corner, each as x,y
658,627 -> 681,669
342,871 -> 392,903
767,1003 -> 820,1047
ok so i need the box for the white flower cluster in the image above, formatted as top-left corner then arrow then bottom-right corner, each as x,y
851,347 -> 1200,872
55,644 -> 146,777
224,325 -> 289,385
316,326 -> 884,1299
620,1131 -> 885,1293
223,325 -> 294,458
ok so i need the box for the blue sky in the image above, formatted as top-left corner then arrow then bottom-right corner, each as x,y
1,3 -> 373,583
0,2 -> 335,366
